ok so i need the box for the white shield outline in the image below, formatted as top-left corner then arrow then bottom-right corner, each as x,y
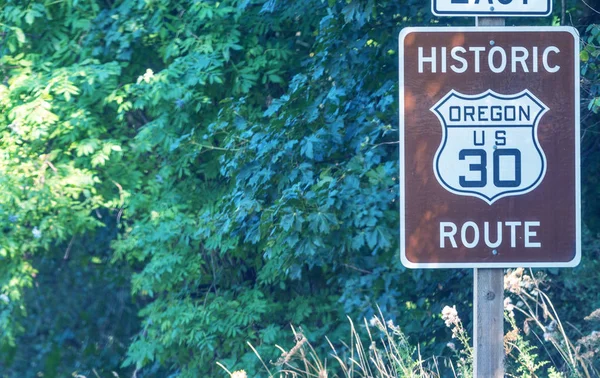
431,89 -> 548,205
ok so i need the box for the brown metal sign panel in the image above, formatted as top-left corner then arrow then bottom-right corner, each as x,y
399,27 -> 580,268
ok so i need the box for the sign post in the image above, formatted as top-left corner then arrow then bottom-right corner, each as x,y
399,21 -> 580,378
474,17 -> 506,378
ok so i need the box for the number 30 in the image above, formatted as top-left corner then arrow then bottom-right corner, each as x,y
459,149 -> 521,188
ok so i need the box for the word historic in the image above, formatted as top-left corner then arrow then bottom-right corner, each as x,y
418,45 -> 560,74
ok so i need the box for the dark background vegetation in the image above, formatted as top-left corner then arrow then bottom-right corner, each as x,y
0,0 -> 599,376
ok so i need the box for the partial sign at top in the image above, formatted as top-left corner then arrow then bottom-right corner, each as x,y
432,0 -> 552,17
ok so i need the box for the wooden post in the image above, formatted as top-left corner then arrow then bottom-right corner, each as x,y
472,18 -> 505,378
474,268 -> 504,377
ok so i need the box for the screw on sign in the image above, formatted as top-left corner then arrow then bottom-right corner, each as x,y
398,27 -> 580,268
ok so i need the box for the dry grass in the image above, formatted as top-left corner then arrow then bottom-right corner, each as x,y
219,269 -> 600,378
220,308 -> 465,378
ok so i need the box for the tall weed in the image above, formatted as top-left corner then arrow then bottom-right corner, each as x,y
220,270 -> 600,378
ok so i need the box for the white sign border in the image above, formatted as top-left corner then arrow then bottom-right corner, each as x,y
431,0 -> 552,17
398,26 -> 581,269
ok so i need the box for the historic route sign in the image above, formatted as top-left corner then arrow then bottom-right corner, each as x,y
399,27 -> 580,268
432,0 -> 552,17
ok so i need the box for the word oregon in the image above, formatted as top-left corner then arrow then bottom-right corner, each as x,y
440,221 -> 541,249
418,45 -> 560,73
448,104 -> 532,122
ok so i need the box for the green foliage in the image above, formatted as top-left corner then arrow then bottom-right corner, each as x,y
0,0 -> 599,377
582,24 -> 600,113
107,0 -> 448,375
0,0 -> 126,352
0,217 -> 141,377
505,315 -> 550,378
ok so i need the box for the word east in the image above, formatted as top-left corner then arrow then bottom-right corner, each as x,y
440,221 -> 541,249
451,0 -> 529,4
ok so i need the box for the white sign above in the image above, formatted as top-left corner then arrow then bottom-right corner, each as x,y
432,0 -> 552,17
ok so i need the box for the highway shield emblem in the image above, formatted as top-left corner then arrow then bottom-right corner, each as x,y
431,89 -> 548,205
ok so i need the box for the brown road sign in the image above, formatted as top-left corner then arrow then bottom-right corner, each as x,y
399,27 -> 580,268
